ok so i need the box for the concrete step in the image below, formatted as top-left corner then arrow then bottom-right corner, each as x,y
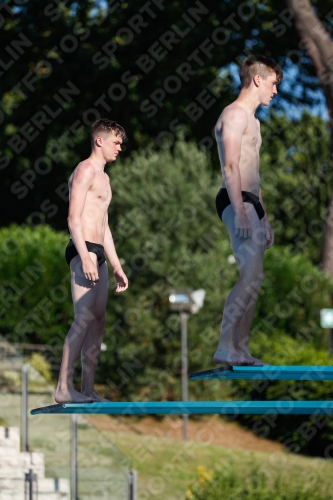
0,491 -> 24,500
0,427 -> 69,499
37,494 -> 69,500
0,426 -> 20,452
0,478 -> 70,499
0,467 -> 43,480
0,451 -> 45,478
38,477 -> 70,494
0,478 -> 24,493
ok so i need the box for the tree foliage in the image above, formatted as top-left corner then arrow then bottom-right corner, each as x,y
2,0 -> 333,228
260,111 -> 331,264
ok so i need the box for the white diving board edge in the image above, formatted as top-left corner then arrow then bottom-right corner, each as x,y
189,365 -> 333,381
31,400 -> 333,416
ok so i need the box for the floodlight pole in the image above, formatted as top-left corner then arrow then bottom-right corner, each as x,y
21,364 -> 29,452
71,414 -> 78,500
180,311 -> 189,440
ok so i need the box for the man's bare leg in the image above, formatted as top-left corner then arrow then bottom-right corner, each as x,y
55,253 -> 100,403
213,204 -> 265,365
234,292 -> 269,366
234,302 -> 269,366
81,261 -> 109,401
233,217 -> 268,365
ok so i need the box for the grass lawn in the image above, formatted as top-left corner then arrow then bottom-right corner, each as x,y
93,418 -> 333,500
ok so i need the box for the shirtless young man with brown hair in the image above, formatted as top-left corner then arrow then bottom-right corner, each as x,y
213,55 -> 283,366
55,119 -> 128,403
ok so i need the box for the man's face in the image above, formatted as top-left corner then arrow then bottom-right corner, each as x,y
101,132 -> 123,162
259,72 -> 278,106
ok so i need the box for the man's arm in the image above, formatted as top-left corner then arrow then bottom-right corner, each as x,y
219,107 -> 251,239
68,162 -> 99,281
104,222 -> 128,292
259,189 -> 274,249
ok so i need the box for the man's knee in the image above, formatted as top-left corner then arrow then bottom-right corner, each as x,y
73,309 -> 95,331
245,271 -> 264,296
241,261 -> 264,281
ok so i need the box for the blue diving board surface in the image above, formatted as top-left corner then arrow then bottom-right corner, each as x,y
31,400 -> 333,416
190,365 -> 333,381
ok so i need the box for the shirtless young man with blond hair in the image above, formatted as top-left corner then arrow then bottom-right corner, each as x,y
213,55 -> 283,366
55,119 -> 128,403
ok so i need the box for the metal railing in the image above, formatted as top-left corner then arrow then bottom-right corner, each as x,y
0,335 -> 136,500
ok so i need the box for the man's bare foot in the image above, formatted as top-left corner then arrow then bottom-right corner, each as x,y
54,387 -> 94,404
248,357 -> 270,366
213,348 -> 255,366
233,345 -> 269,366
84,392 -> 111,402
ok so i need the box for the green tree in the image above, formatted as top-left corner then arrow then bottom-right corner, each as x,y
285,0 -> 333,277
259,111 -> 331,264
2,0 -> 333,231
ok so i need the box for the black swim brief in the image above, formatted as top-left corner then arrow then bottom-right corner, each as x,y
215,188 -> 265,221
65,240 -> 106,267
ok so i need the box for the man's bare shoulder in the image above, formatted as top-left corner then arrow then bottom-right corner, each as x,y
70,159 -> 96,183
75,159 -> 96,175
216,103 -> 248,131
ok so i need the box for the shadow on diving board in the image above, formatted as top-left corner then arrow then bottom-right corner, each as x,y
31,400 -> 333,416
190,365 -> 333,381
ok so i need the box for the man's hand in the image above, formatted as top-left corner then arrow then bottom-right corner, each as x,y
264,219 -> 274,249
234,212 -> 251,240
82,257 -> 99,282
114,268 -> 128,293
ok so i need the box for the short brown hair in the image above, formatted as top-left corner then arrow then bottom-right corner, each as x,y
91,119 -> 126,146
240,55 -> 283,89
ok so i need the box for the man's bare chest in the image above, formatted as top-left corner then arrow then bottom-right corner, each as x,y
89,175 -> 112,204
243,121 -> 261,149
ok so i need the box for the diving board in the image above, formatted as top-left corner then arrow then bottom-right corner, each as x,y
31,400 -> 333,416
190,365 -> 333,381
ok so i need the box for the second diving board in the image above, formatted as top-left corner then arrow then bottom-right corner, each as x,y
190,365 -> 333,381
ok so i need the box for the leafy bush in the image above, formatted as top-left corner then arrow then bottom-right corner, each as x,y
29,353 -> 53,382
0,224 -> 71,345
253,246 -> 332,345
187,466 -> 333,500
